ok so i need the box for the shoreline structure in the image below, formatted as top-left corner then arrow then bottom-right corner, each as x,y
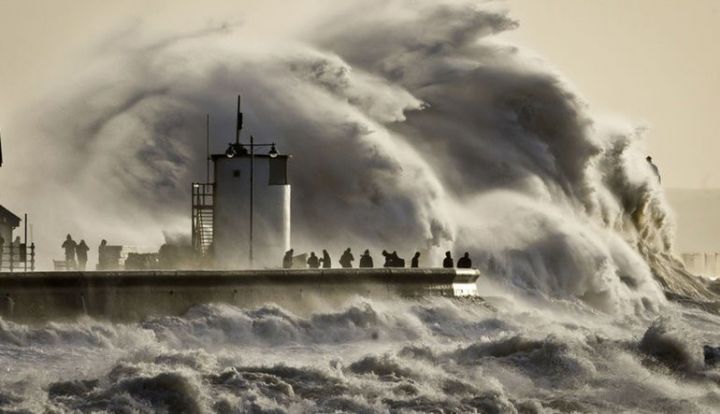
0,267 -> 480,322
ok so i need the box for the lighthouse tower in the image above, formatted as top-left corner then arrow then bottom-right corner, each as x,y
211,141 -> 290,269
191,97 -> 291,269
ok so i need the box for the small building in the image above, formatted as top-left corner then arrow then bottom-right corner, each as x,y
0,205 -> 20,246
191,98 -> 292,269
193,142 -> 291,269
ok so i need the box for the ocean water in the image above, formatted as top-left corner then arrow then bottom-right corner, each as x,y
1,1 -> 715,412
2,279 -> 720,413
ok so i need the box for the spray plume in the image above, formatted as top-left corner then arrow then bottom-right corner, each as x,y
0,0 -> 707,314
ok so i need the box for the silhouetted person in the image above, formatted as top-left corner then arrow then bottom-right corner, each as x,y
457,252 -> 472,268
62,234 -> 77,270
283,249 -> 294,269
98,239 -> 107,270
76,240 -> 90,271
321,249 -> 332,268
382,250 -> 392,267
339,248 -> 354,268
359,249 -> 374,268
443,251 -> 454,268
646,156 -> 661,183
307,252 -> 320,269
411,252 -> 421,268
98,239 -> 108,270
391,251 -> 405,268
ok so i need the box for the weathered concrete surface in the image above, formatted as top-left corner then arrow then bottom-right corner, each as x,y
0,268 -> 480,323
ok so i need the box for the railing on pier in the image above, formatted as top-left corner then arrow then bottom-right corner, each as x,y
0,241 -> 35,272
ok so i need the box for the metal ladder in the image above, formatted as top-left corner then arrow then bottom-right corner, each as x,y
191,183 -> 214,255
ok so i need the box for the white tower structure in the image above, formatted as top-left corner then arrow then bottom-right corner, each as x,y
191,96 -> 291,269
211,144 -> 291,269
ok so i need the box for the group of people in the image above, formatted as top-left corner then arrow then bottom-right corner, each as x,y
283,248 -> 473,269
61,234 -> 90,270
443,251 -> 472,268
61,234 -> 111,271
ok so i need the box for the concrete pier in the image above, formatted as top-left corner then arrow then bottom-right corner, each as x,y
0,268 -> 480,322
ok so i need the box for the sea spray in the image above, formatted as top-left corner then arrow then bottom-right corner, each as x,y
0,1 -> 718,412
0,1 -> 693,315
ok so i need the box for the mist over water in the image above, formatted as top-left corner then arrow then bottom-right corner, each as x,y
2,1 -> 720,412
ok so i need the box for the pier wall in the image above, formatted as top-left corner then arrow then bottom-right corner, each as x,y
0,268 -> 480,323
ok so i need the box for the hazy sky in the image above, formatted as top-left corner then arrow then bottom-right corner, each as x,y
502,0 -> 720,190
0,0 -> 718,190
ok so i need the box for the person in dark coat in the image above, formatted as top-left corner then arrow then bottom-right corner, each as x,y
307,252 -> 320,269
382,250 -> 392,267
443,251 -> 454,268
339,248 -> 354,268
391,251 -> 405,267
62,234 -> 77,270
283,249 -> 294,269
98,239 -> 107,270
321,249 -> 332,268
76,240 -> 90,271
457,252 -> 472,268
359,249 -> 373,268
411,252 -> 421,268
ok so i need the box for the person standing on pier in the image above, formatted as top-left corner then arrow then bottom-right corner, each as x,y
98,239 -> 108,270
382,250 -> 392,267
443,251 -> 454,268
457,252 -> 472,268
390,251 -> 405,267
321,249 -> 332,268
62,234 -> 77,270
283,249 -> 294,269
76,240 -> 90,271
339,248 -> 354,268
307,252 -> 320,269
359,250 -> 373,268
411,252 -> 421,268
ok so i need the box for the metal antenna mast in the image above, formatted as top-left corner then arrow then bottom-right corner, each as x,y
205,114 -> 210,183
235,95 -> 243,145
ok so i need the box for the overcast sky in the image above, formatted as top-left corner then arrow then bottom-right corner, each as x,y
1,0 -> 718,191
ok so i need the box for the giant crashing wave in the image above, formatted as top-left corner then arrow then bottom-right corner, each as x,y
1,0 -> 716,314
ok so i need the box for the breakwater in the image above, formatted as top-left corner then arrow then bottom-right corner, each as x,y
0,268 -> 480,322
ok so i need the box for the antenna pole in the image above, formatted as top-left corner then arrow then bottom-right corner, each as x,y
249,134 -> 254,267
206,114 -> 210,183
24,213 -> 27,272
235,95 -> 242,145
